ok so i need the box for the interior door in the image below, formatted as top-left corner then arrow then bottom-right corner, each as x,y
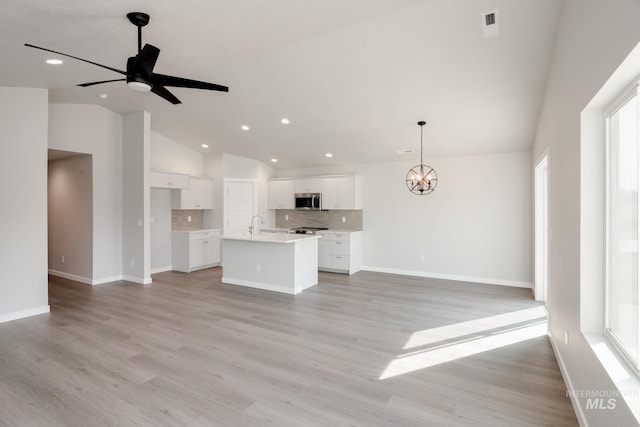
225,181 -> 256,234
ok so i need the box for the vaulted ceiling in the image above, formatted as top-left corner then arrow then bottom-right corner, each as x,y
1,0 -> 562,168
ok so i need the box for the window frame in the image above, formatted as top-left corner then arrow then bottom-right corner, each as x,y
604,81 -> 640,373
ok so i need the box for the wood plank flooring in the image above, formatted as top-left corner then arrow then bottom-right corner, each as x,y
0,268 -> 578,426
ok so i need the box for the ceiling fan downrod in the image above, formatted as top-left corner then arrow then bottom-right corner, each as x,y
126,12 -> 149,54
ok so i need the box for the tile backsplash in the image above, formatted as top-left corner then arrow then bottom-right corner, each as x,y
275,209 -> 362,231
172,209 -> 205,230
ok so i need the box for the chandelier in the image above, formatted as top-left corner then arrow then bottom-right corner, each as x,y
406,121 -> 438,195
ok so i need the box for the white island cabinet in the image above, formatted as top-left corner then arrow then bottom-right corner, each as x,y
222,233 -> 320,295
172,229 -> 221,272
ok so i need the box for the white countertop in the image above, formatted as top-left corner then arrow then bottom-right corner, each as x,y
223,233 -> 321,243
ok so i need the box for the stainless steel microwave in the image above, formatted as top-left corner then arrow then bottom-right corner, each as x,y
295,193 -> 321,210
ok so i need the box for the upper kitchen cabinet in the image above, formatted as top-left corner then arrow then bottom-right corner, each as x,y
268,179 -> 295,209
150,171 -> 189,189
295,177 -> 322,194
321,175 -> 362,210
173,176 -> 214,209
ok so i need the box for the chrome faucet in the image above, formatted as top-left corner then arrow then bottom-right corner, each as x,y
249,215 -> 264,237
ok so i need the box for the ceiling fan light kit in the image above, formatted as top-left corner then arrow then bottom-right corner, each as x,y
406,121 -> 438,195
25,12 -> 228,104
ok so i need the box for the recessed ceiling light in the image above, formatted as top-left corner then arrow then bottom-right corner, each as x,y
325,153 -> 333,158
241,125 -> 250,131
281,118 -> 290,125
46,59 -> 63,65
201,144 -> 209,148
97,93 -> 108,99
271,158 -> 278,163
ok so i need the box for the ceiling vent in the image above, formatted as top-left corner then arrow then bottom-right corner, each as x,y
482,9 -> 499,38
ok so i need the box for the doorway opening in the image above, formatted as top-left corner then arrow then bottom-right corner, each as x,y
47,149 -> 93,284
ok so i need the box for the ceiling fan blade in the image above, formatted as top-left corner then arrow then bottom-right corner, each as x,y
77,79 -> 126,87
25,44 -> 127,76
133,44 -> 160,78
151,85 -> 181,105
151,73 -> 229,92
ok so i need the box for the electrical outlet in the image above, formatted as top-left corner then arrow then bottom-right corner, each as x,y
256,263 -> 261,272
131,258 -> 135,267
285,214 -> 289,221
564,330 -> 569,345
420,255 -> 425,264
61,255 -> 65,264
342,216 -> 346,223
187,215 -> 192,222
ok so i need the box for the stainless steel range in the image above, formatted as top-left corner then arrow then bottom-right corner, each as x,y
289,227 -> 329,235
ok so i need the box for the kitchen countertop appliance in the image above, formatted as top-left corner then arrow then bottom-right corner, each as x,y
289,227 -> 329,235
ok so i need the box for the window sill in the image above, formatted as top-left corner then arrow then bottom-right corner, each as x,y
584,333 -> 640,420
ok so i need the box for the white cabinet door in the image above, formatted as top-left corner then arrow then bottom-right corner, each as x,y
281,180 -> 295,209
195,178 -> 214,209
175,177 -> 214,209
189,239 -> 206,268
321,177 -> 339,209
318,238 -> 331,268
268,179 -> 295,209
320,175 -> 361,209
295,178 -> 322,193
150,172 -> 189,189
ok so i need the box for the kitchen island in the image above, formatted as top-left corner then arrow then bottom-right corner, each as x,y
222,233 -> 320,295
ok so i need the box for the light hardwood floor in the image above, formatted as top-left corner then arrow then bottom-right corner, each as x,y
0,268 -> 578,426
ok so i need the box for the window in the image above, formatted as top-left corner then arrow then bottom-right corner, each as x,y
606,84 -> 640,368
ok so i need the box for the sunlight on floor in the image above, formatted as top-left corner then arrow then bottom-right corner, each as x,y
379,306 -> 548,380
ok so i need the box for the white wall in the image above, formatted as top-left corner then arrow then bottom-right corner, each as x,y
48,104 -> 123,283
0,87 -> 49,323
48,155 -> 93,282
532,0 -> 640,424
150,131 -> 204,175
122,112 -> 151,284
276,151 -> 532,287
150,188 -> 172,273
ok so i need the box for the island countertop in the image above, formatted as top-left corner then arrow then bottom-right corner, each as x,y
223,233 -> 321,244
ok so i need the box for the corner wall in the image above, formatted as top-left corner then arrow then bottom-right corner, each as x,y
0,87 -> 49,323
48,104 -> 123,284
532,0 -> 640,424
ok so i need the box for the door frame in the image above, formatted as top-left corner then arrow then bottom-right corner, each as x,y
223,178 -> 258,235
534,151 -> 550,304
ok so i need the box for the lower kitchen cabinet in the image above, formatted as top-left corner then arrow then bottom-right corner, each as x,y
318,231 -> 362,275
172,229 -> 221,272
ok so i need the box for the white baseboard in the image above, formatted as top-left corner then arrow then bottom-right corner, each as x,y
122,275 -> 152,285
221,276 -> 298,295
151,266 -> 172,274
0,305 -> 50,324
48,269 -> 93,285
49,270 -> 127,286
360,266 -> 533,288
548,332 -> 587,427
92,275 -> 124,285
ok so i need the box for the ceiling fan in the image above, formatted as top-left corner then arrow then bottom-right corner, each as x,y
25,12 -> 229,105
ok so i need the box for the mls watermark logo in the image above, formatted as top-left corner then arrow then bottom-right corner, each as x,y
585,397 -> 616,410
567,389 -> 640,410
